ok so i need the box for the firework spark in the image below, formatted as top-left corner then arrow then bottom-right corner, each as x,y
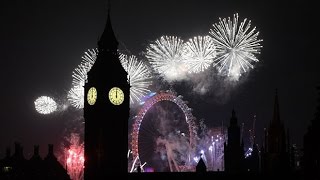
68,49 -> 97,109
146,36 -> 188,82
34,96 -> 57,114
209,13 -> 263,79
67,86 -> 84,109
183,36 -> 216,74
65,133 -> 84,180
72,49 -> 97,87
119,54 -> 152,104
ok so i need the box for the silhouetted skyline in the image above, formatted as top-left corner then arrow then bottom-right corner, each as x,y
0,0 -> 319,159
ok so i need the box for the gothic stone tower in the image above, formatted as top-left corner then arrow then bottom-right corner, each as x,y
262,90 -> 290,174
224,109 -> 244,173
84,10 -> 130,179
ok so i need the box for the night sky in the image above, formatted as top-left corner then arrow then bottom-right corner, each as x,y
0,0 -> 319,158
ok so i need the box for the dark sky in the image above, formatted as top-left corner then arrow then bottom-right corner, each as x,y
0,0 -> 319,158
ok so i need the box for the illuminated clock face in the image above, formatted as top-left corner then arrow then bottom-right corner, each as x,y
87,87 -> 97,105
108,87 -> 124,105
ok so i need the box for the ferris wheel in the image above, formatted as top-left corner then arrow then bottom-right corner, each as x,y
130,90 -> 198,172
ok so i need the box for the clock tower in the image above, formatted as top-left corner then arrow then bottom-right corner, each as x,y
84,9 -> 130,178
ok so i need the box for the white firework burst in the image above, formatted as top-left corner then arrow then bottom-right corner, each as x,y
67,86 -> 84,109
72,49 -> 97,87
68,49 -> 97,109
34,96 -> 57,114
119,54 -> 152,104
183,36 -> 216,73
209,13 -> 263,79
146,36 -> 188,82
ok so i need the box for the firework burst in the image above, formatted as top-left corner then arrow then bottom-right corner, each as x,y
68,49 -> 97,109
209,13 -> 263,79
72,48 -> 97,87
34,96 -> 57,114
183,36 -> 216,73
119,54 -> 153,104
146,36 -> 188,82
64,133 -> 84,180
67,86 -> 84,109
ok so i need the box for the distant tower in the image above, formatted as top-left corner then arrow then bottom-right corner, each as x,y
224,109 -> 244,173
83,8 -> 130,179
262,90 -> 290,174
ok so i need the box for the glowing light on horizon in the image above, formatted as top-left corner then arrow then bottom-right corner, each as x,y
209,13 -> 263,79
34,96 -> 57,114
146,36 -> 188,82
183,36 -> 216,73
119,54 -> 153,104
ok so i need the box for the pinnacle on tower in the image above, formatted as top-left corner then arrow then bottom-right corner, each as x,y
98,5 -> 118,52
230,109 -> 238,125
273,88 -> 281,123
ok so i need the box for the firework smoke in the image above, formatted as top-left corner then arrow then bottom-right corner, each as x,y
137,99 -> 196,172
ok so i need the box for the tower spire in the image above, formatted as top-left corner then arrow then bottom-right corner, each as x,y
230,108 -> 238,125
98,2 -> 118,52
273,88 -> 280,123
107,0 -> 111,15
